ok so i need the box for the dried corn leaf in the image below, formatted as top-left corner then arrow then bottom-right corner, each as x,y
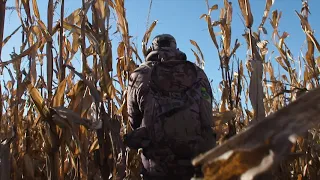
259,0 -> 274,28
66,65 -> 101,103
1,25 -> 21,47
305,30 -> 320,53
53,79 -> 67,107
26,81 -> 50,118
202,142 -> 273,180
142,20 -> 158,57
295,10 -> 312,32
206,15 -> 219,50
37,20 -> 53,42
213,111 -> 236,125
32,0 -> 40,19
89,139 -> 99,153
14,0 -> 21,19
207,4 -> 218,16
117,42 -> 125,90
71,32 -> 80,53
52,113 -> 82,152
190,40 -> 204,61
1,42 -> 39,67
80,90 -> 94,118
51,106 -> 102,130
224,0 -> 232,24
21,0 -> 32,23
275,56 -> 288,72
191,49 -> 202,69
249,59 -> 265,122
131,44 -> 143,64
279,32 -> 289,48
63,22 -> 99,46
238,0 -> 253,28
94,0 -> 108,31
65,8 -> 81,25
193,86 -> 320,179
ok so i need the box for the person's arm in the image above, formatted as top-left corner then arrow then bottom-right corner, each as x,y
127,72 -> 143,130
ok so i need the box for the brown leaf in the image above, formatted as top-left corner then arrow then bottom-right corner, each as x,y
65,8 -> 81,25
30,54 -> 37,85
89,138 -> 100,153
238,0 -> 253,28
117,42 -> 125,90
21,0 -> 32,23
15,0 -> 21,19
191,49 -> 201,69
0,42 -> 39,67
213,111 -> 236,125
53,79 -> 67,107
67,80 -> 85,99
248,59 -> 265,122
200,14 -> 207,19
305,30 -> 320,53
224,0 -> 233,27
37,19 -> 53,42
259,0 -> 274,28
295,10 -> 312,32
202,142 -> 273,180
279,32 -> 289,48
270,10 -> 282,29
130,44 -> 143,64
219,85 -> 228,113
70,35 -> 80,62
51,106 -> 102,130
94,0 -> 108,31
66,65 -> 102,103
209,4 -> 218,15
206,15 -> 219,50
142,20 -> 158,57
193,85 -> 320,176
26,81 -> 50,118
1,25 -> 21,47
190,39 -> 204,61
275,56 -> 288,72
63,22 -> 98,46
32,0 -> 40,19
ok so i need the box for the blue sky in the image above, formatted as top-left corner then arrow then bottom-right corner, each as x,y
2,0 -> 320,94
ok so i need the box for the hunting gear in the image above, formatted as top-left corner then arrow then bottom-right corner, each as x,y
125,34 -> 216,179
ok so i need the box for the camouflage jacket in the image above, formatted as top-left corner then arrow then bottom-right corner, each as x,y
126,48 -> 215,177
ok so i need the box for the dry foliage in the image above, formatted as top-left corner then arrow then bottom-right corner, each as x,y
195,0 -> 320,179
0,0 -> 319,180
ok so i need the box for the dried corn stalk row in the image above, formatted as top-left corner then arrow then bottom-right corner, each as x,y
0,0 -> 319,180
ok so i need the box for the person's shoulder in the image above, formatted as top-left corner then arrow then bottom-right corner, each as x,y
129,62 -> 154,81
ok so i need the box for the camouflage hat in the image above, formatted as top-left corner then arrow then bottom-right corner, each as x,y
151,34 -> 177,50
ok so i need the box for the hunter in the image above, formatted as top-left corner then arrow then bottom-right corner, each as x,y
125,34 -> 216,180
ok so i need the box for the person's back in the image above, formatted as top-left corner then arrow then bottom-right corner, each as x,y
126,34 -> 216,180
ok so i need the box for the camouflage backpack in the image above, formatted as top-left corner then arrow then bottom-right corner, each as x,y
145,59 -> 211,159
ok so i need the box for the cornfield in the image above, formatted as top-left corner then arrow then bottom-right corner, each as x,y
0,0 -> 319,179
